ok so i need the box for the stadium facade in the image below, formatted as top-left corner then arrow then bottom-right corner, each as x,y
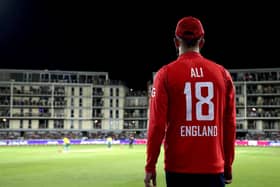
0,68 -> 280,140
230,68 -> 280,140
0,69 -> 148,139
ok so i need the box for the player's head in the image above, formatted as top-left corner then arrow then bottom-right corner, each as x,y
174,16 -> 205,51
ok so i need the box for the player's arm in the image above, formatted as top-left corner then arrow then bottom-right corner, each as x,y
223,69 -> 236,183
145,67 -> 168,174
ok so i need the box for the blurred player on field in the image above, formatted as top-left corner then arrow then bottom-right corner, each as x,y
129,134 -> 135,148
106,136 -> 113,148
63,136 -> 70,152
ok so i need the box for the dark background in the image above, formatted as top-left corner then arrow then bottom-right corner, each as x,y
0,1 -> 279,90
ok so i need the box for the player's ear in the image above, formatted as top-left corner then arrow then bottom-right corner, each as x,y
199,37 -> 205,49
173,37 -> 180,48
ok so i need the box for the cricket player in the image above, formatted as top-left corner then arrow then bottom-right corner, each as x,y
63,136 -> 70,152
144,16 -> 236,187
106,136 -> 113,148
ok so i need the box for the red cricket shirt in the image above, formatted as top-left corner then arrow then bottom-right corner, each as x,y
145,51 -> 236,176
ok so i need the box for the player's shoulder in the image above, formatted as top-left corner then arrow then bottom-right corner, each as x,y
202,56 -> 230,73
153,64 -> 169,81
202,56 -> 222,68
156,59 -> 178,74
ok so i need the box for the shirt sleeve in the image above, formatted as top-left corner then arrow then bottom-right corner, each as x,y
145,67 -> 168,173
223,69 -> 236,179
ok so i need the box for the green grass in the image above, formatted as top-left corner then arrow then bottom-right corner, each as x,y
0,145 -> 280,187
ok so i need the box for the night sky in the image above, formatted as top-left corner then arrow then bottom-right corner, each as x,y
0,1 -> 279,90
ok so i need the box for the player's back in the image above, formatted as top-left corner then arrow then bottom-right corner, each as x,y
162,51 -> 230,173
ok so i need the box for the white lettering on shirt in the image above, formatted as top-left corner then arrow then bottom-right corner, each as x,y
191,67 -> 204,78
151,87 -> 156,97
180,125 -> 217,136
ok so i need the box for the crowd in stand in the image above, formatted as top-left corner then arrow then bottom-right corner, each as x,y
0,131 -> 146,141
236,132 -> 280,141
0,130 -> 279,141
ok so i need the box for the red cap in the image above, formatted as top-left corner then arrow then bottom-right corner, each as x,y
175,16 -> 204,41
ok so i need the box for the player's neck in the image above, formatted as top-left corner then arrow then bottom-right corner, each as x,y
179,46 -> 200,56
